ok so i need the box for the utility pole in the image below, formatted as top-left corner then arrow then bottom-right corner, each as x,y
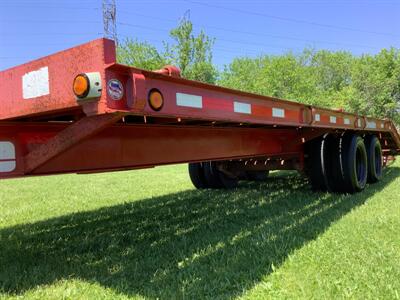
102,0 -> 118,45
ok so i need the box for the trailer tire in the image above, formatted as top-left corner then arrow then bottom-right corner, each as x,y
188,163 -> 207,189
203,161 -> 238,189
304,136 -> 327,191
364,135 -> 382,183
246,170 -> 269,181
219,170 -> 239,189
321,134 -> 346,193
340,134 -> 368,193
203,162 -> 223,188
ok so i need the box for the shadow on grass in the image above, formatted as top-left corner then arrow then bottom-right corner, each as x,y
1,167 -> 399,299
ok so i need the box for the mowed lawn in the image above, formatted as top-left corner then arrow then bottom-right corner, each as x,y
0,161 -> 399,300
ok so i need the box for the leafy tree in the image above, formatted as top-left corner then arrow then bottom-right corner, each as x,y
349,48 -> 400,124
219,52 -> 322,106
117,39 -> 166,70
166,20 -> 217,83
117,17 -> 217,84
306,49 -> 353,93
219,48 -> 400,124
117,20 -> 400,124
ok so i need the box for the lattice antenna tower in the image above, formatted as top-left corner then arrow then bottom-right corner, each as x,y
102,0 -> 118,45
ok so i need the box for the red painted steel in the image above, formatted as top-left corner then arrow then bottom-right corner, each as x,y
24,113 -> 122,173
0,122 -> 300,178
0,38 -> 399,179
0,39 -> 116,120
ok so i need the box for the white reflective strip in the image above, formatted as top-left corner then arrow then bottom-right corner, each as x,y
330,116 -> 337,124
366,121 -> 377,129
0,142 -> 15,160
344,118 -> 350,125
314,114 -> 320,122
176,93 -> 203,108
272,108 -> 285,118
0,161 -> 16,173
357,119 -> 362,127
233,102 -> 251,114
22,66 -> 50,99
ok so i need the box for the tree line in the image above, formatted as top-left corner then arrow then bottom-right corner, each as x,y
118,18 -> 400,125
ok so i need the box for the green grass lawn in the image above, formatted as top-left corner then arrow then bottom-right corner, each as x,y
0,161 -> 399,300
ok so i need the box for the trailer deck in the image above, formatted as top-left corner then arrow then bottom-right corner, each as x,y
0,38 -> 399,193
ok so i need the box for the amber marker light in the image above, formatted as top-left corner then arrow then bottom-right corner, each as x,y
148,89 -> 164,111
73,74 -> 90,98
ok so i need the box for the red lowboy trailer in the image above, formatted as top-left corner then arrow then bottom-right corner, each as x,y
0,38 -> 399,193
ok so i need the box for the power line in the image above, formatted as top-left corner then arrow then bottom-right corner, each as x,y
0,41 -> 261,61
0,12 -> 388,50
1,33 -> 102,36
3,0 -> 94,1
118,34 -> 277,57
183,0 -> 400,38
0,5 -> 99,10
0,20 -> 101,24
117,12 -> 379,50
117,20 -> 378,50
0,42 -> 98,46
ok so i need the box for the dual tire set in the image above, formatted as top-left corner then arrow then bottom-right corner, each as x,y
188,133 -> 383,194
188,162 -> 269,189
305,133 -> 383,194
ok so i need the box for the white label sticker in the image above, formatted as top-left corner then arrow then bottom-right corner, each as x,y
22,66 -> 50,99
272,108 -> 285,118
0,161 -> 16,173
0,142 -> 15,160
234,102 -> 251,114
0,141 -> 16,173
176,93 -> 203,108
